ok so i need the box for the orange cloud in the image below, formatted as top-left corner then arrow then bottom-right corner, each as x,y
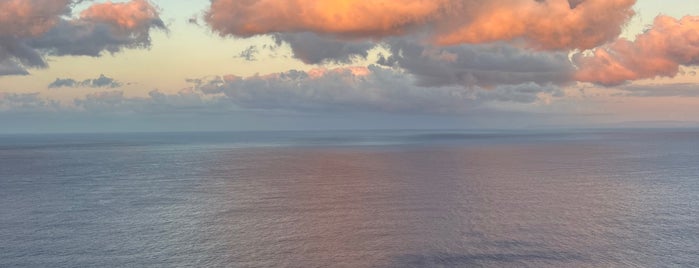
80,0 -> 162,31
1,0 -> 165,75
205,0 -> 636,50
0,0 -> 71,37
206,0 -> 447,38
575,15 -> 699,85
435,0 -> 636,50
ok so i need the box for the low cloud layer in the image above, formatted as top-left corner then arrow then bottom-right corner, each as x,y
0,0 -> 165,75
5,65 -> 559,116
195,65 -> 559,114
619,83 -> 699,97
0,92 -> 59,113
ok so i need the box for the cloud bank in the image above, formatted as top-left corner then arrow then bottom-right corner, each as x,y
195,65 -> 558,114
377,39 -> 573,88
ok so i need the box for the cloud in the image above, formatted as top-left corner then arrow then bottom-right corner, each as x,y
0,0 -> 72,37
619,83 -> 699,97
198,65 -> 558,114
237,46 -> 259,61
0,92 -> 59,112
0,59 -> 30,76
0,37 -> 48,70
378,39 -> 573,88
0,0 -> 165,75
575,15 -> 699,85
17,66 -> 554,116
202,0 -> 656,88
272,33 -> 376,64
47,78 -> 78,88
48,74 -> 123,89
72,89 -> 233,115
205,0 -> 636,50
88,74 -> 123,88
433,0 -> 636,50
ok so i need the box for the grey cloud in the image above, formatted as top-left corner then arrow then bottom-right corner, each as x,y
1,66 -> 562,134
378,39 -> 574,88
89,74 -> 123,88
48,74 -> 123,88
256,33 -> 572,92
48,78 -> 78,88
0,60 -> 30,76
619,83 -> 699,97
28,19 -> 165,57
201,65 -> 558,114
72,89 -> 233,115
186,77 -> 226,94
0,38 -> 48,75
237,46 -> 259,61
272,33 -> 376,64
476,84 -> 562,103
0,0 -> 166,76
5,64 -> 561,118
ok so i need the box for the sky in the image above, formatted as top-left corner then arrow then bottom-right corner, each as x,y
2,0 -> 699,133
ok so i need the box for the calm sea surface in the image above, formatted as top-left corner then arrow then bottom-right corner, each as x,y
1,129 -> 698,267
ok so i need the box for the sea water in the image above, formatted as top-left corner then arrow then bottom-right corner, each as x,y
1,129 -> 698,267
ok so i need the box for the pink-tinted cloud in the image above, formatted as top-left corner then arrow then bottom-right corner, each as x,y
0,0 -> 71,37
205,0 -> 447,38
435,0 -> 636,50
80,0 -> 163,32
575,15 -> 699,85
205,0 -> 636,50
0,0 -> 165,75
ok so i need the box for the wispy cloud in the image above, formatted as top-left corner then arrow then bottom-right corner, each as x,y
48,74 -> 123,89
619,83 -> 699,97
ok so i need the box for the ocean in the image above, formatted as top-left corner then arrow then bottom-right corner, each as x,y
1,129 -> 698,267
